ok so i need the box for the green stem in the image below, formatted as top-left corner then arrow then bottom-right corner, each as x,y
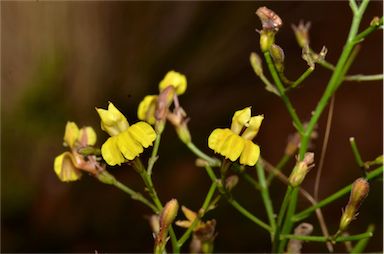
186,141 -> 221,167
281,231 -> 372,242
177,182 -> 217,248
228,198 -> 272,232
353,16 -> 383,44
147,129 -> 163,176
349,137 -> 365,167
133,159 -> 180,253
204,165 -> 271,232
345,73 -> 383,82
256,162 -> 276,236
298,0 -> 370,159
259,73 -> 280,96
272,187 -> 292,253
293,166 -> 383,222
238,171 -> 262,190
110,177 -> 158,213
263,51 -> 304,133
350,225 -> 375,253
267,154 -> 291,185
278,187 -> 299,253
289,67 -> 315,89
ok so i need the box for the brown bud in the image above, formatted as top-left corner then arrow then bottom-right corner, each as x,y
338,178 -> 369,232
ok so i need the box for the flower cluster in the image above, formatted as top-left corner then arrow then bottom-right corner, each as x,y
138,70 -> 187,125
208,107 -> 263,166
96,102 -> 156,166
54,122 -> 98,182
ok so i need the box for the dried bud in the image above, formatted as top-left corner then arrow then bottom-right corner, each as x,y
225,175 -> 239,191
287,223 -> 313,254
292,21 -> 311,48
190,219 -> 217,254
288,153 -> 315,187
349,178 -> 370,208
338,178 -> 369,232
256,7 -> 282,31
250,52 -> 264,76
156,86 -> 174,122
270,44 -> 285,72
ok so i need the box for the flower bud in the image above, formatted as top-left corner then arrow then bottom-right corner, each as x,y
63,122 -> 80,148
270,44 -> 285,72
155,199 -> 179,253
291,21 -> 311,48
159,199 -> 179,228
250,52 -> 263,76
288,153 -> 315,187
260,30 -> 275,52
338,178 -> 369,232
96,102 -> 129,136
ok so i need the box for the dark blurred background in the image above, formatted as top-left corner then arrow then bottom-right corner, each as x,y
1,1 -> 382,253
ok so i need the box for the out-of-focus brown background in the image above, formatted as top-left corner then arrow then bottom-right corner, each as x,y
1,1 -> 382,252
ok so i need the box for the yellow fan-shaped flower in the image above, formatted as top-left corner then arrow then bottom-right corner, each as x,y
101,121 -> 156,166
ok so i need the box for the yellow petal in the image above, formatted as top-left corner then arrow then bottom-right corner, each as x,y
79,126 -> 97,146
96,102 -> 129,136
219,133 -> 245,161
116,130 -> 143,160
181,206 -> 197,222
159,70 -> 187,95
101,136 -> 126,166
63,122 -> 79,148
137,95 -> 158,125
230,107 -> 251,134
241,115 -> 264,140
54,152 -> 82,182
128,122 -> 157,148
240,140 -> 260,166
208,128 -> 232,152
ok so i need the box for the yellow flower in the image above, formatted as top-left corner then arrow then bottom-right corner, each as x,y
175,206 -> 203,230
54,152 -> 82,182
208,107 -> 263,166
97,103 -> 157,166
137,95 -> 158,125
159,70 -> 187,95
96,102 -> 129,136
